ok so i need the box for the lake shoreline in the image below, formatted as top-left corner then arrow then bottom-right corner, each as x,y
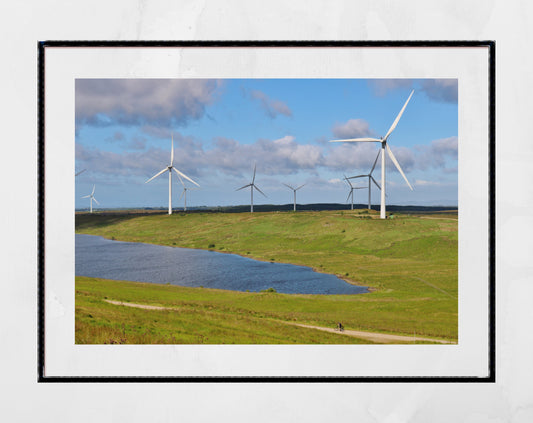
76,233 -> 369,295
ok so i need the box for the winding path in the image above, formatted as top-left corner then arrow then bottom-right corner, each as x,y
287,323 -> 456,344
104,299 -> 455,344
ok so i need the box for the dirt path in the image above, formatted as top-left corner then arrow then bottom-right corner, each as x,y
287,323 -> 455,344
105,299 -> 172,310
104,299 -> 455,344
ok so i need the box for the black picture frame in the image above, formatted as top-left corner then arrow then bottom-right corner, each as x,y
38,40 -> 495,383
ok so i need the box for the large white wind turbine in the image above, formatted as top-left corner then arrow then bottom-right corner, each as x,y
176,174 -> 199,212
343,176 -> 366,210
330,90 -> 414,219
283,183 -> 305,211
346,150 -> 382,210
236,163 -> 266,213
82,185 -> 99,213
145,134 -> 199,215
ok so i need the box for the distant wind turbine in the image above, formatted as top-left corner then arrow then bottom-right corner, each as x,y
343,176 -> 366,210
236,163 -> 266,213
145,134 -> 199,215
346,150 -> 382,209
283,183 -> 305,211
176,174 -> 199,212
81,185 -> 99,213
330,90 -> 415,219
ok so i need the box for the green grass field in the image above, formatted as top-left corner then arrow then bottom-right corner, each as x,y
75,209 -> 457,344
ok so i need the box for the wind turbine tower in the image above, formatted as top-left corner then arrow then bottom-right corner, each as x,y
176,174 -> 199,212
347,150 -> 382,209
81,185 -> 99,213
343,176 -> 365,210
330,90 -> 414,219
283,183 -> 305,211
236,163 -> 266,213
145,134 -> 199,215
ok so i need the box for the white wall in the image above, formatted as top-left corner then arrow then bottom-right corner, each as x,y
1,1 -> 531,421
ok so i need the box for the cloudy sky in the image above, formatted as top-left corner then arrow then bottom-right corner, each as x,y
75,78 -> 458,209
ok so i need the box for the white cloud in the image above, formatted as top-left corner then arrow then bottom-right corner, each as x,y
205,135 -> 322,177
414,179 -> 457,188
76,133 -> 457,190
332,118 -> 373,138
250,90 -> 292,118
420,79 -> 458,103
323,141 -> 381,172
368,79 -> 413,96
368,79 -> 458,103
76,79 -> 221,127
77,134 -> 323,181
414,179 -> 442,187
415,136 -> 458,169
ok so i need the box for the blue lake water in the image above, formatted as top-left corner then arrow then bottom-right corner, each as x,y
75,234 -> 368,295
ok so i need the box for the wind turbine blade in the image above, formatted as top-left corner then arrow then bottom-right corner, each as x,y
252,163 -> 257,184
346,190 -> 353,204
296,183 -> 306,191
383,90 -> 414,141
81,195 -> 90,198
170,133 -> 174,166
386,144 -> 413,190
370,149 -> 381,174
330,137 -> 382,143
343,175 -> 353,188
91,185 -> 95,195
347,174 -> 366,179
283,183 -> 295,190
371,176 -> 381,190
175,172 -> 185,187
145,167 -> 168,183
172,167 -> 200,187
178,189 -> 185,201
236,184 -> 251,191
92,197 -> 100,205
254,185 -> 267,197
75,169 -> 86,176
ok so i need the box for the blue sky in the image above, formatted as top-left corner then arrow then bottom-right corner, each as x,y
75,78 -> 458,209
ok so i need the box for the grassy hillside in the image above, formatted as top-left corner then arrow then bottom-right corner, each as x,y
76,276 -> 378,344
75,209 -> 458,343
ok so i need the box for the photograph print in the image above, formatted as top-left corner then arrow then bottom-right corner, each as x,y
74,77 -> 459,346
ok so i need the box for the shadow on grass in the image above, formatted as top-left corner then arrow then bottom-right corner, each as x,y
75,212 -> 165,231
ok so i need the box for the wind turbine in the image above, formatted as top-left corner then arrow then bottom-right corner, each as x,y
236,163 -> 266,213
145,134 -> 199,215
81,185 -> 99,213
330,90 -> 415,219
283,183 -> 305,211
176,174 -> 199,212
343,176 -> 366,210
346,150 -> 382,210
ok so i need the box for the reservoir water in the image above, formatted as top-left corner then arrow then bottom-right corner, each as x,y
75,234 -> 368,295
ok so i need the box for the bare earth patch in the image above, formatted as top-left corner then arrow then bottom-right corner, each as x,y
104,299 -> 171,310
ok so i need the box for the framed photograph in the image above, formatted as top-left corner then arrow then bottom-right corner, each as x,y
38,41 -> 494,381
